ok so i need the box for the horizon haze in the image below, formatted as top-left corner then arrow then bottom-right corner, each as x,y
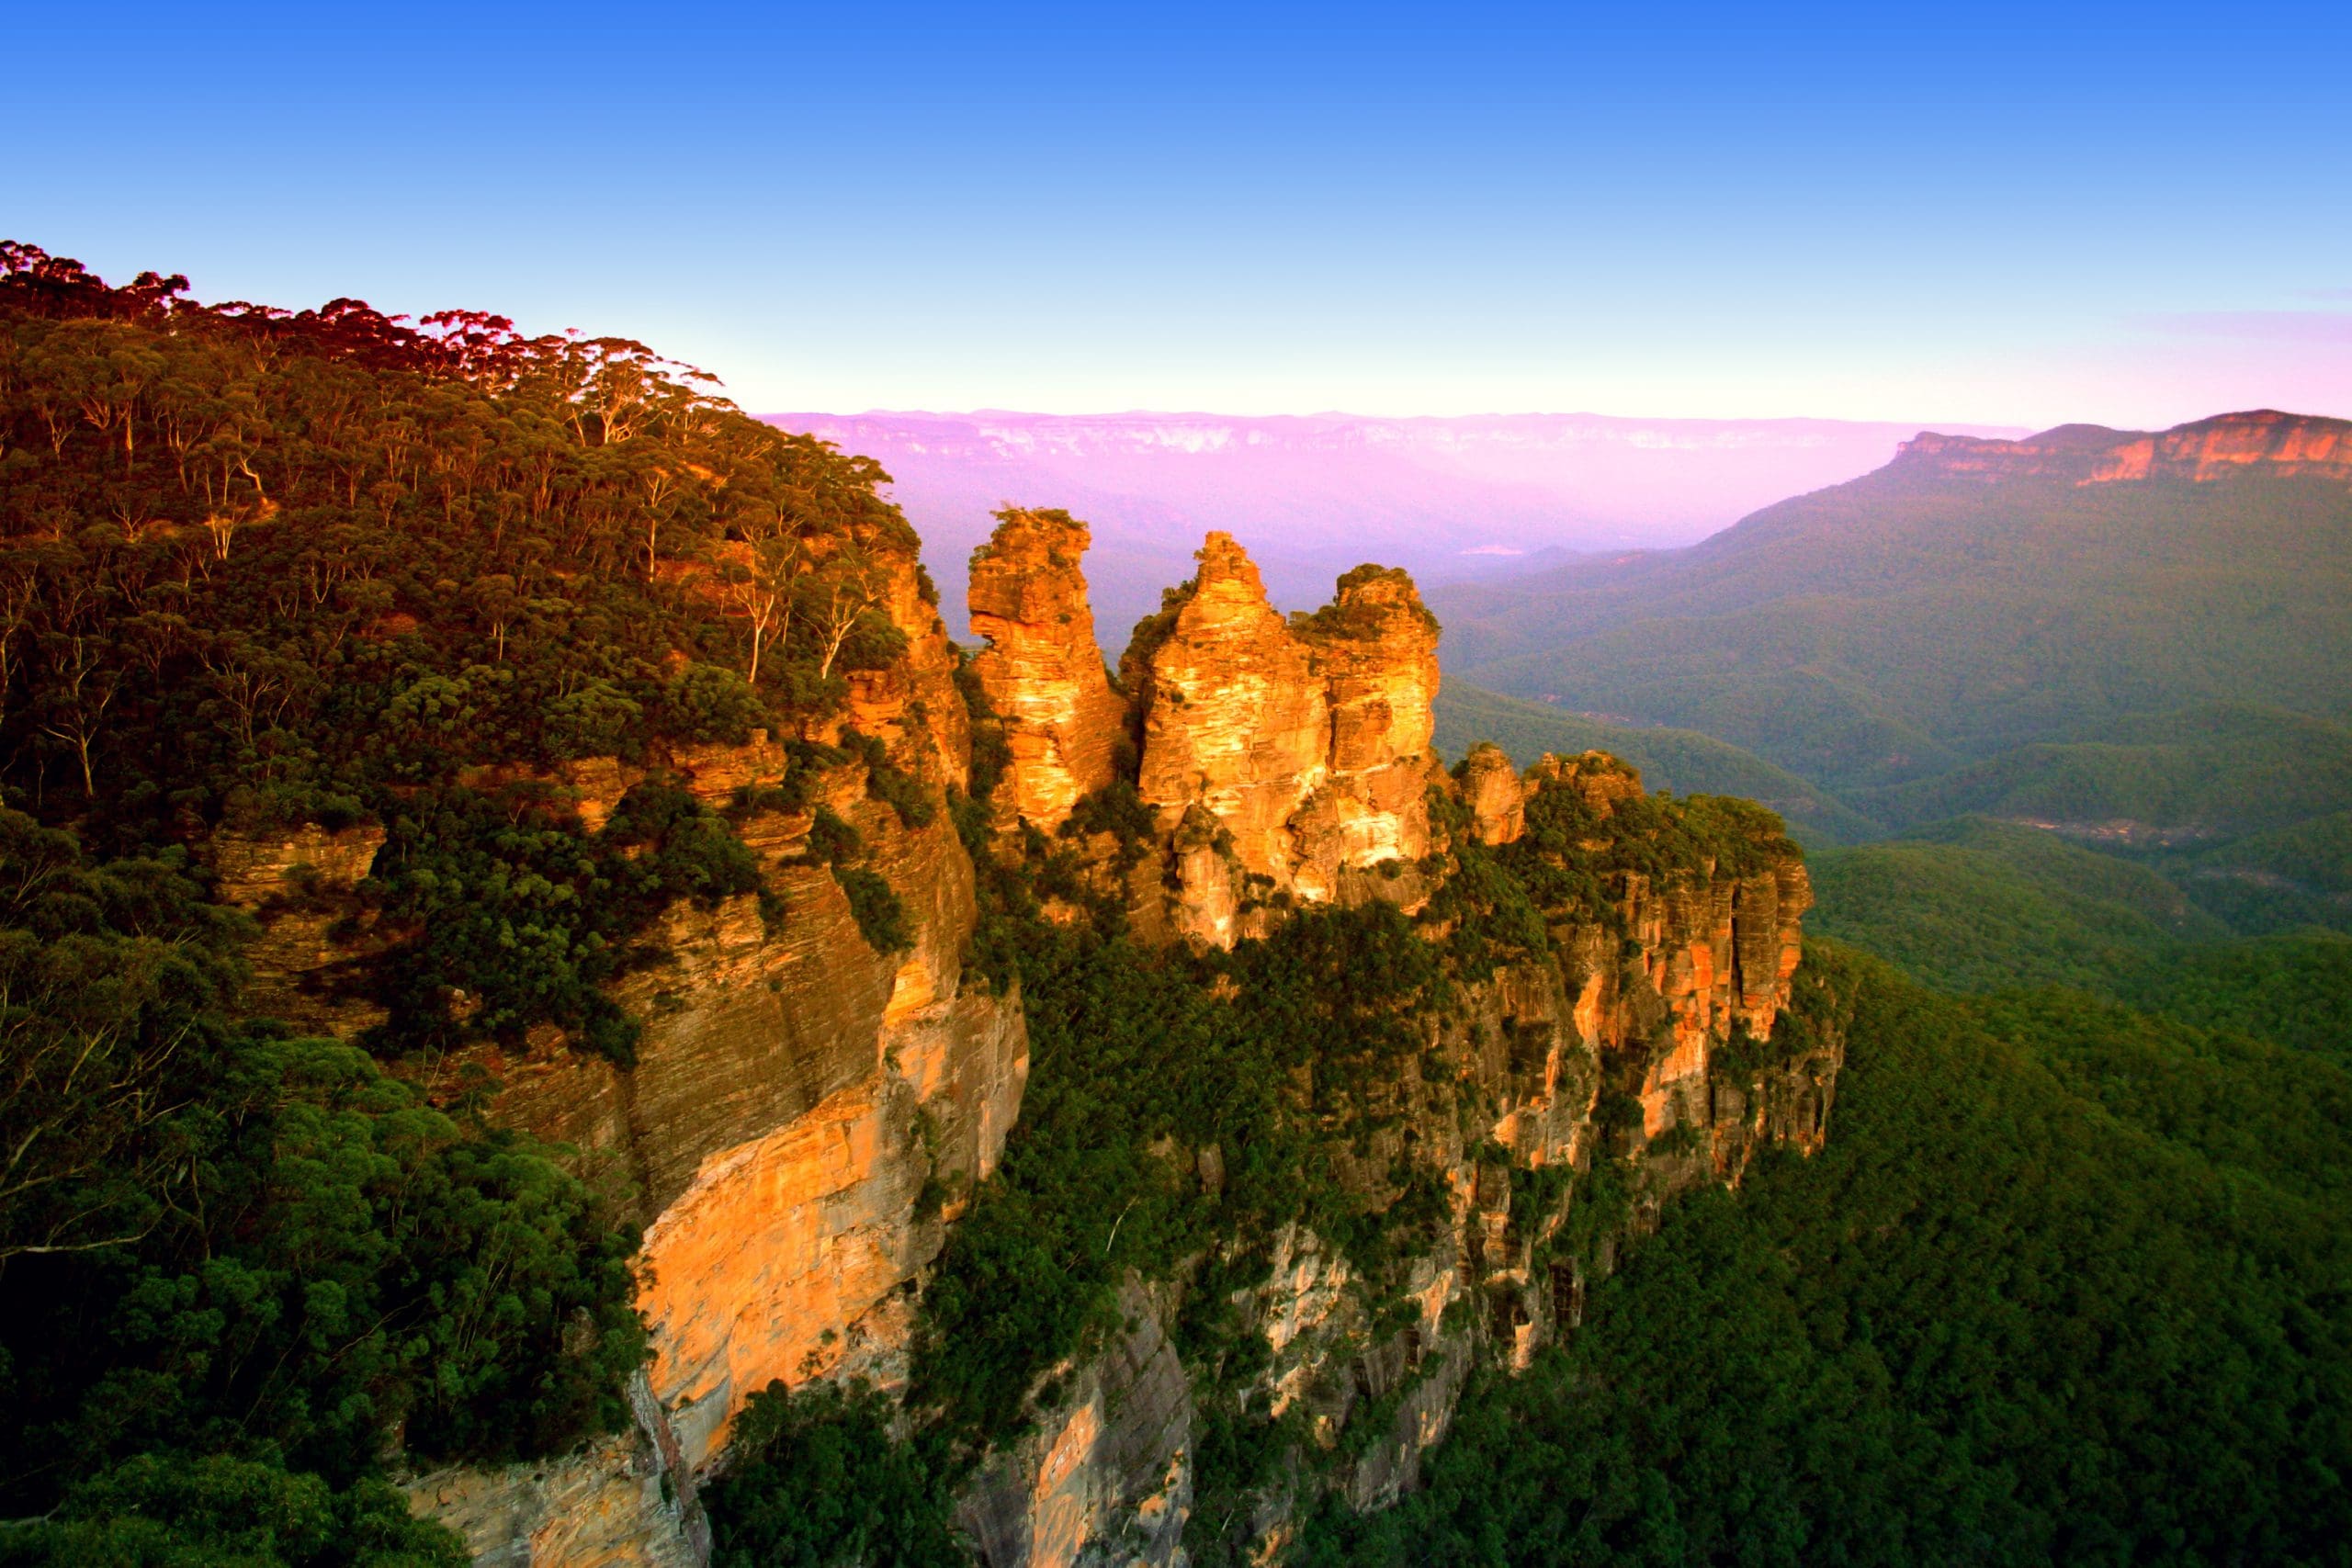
769,406 -> 2033,639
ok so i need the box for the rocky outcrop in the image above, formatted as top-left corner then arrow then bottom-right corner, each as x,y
1458,742 -> 1527,847
956,750 -> 1830,1563
1107,535 -> 1442,943
1897,410 -> 2352,488
967,509 -> 1128,831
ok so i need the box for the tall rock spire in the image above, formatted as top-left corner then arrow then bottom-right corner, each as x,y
967,508 -> 1127,831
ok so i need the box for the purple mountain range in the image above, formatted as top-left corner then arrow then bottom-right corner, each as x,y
763,410 -> 2028,649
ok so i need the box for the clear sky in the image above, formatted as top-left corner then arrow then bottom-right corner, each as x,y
11,2 -> 2350,429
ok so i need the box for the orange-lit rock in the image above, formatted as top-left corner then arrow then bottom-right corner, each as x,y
1900,409 -> 2352,488
1460,742 -> 1526,845
1126,531 -> 1334,885
1289,565 -> 1442,901
967,509 -> 1128,830
1114,535 -> 1445,942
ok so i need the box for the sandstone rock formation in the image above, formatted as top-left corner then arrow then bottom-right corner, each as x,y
965,521 -> 1446,947
967,509 -> 1127,830
954,750 -> 1829,1563
1897,409 -> 2352,487
1124,532 -> 1335,891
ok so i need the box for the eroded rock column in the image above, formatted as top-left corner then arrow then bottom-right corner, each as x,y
967,508 -> 1128,831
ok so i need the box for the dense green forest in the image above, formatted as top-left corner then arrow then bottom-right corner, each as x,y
0,245 -> 936,1557
1370,682 -> 2352,1562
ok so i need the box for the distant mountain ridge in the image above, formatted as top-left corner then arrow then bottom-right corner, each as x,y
765,408 -> 2026,643
1896,409 -> 2352,486
1434,407 -> 2352,796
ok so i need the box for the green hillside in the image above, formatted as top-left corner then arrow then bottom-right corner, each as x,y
1431,682 -> 1880,845
1807,817 -> 2226,994
1854,704 -> 2352,836
2154,809 -> 2352,935
1434,440 -> 2352,794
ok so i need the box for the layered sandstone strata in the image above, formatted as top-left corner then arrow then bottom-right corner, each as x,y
967,509 -> 1127,830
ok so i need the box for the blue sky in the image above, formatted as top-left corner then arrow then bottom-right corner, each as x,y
10,2 -> 2350,427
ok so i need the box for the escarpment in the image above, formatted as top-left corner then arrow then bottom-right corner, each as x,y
1897,409 -> 2352,487
221,504 -> 1829,1568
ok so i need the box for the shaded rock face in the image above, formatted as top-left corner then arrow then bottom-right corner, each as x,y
955,1277 -> 1194,1568
967,510 -> 1128,831
208,822 -> 390,1039
969,518 -> 1443,947
957,755 -> 1830,1563
401,1373 -> 706,1568
1898,409 -> 2352,487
